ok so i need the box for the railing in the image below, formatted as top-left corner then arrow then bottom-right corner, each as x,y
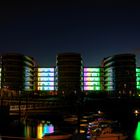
6,98 -> 70,117
9,103 -> 66,111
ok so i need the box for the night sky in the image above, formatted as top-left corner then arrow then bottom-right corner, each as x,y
0,1 -> 140,66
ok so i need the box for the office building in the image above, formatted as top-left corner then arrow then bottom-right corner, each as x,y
37,67 -> 55,91
136,67 -> 140,95
102,54 -> 136,96
83,67 -> 102,91
56,53 -> 83,96
0,53 -> 36,93
0,52 -> 139,97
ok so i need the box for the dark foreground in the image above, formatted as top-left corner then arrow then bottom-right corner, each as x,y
0,97 -> 140,140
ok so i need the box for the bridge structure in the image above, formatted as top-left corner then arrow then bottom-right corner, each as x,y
0,97 -> 71,117
1,96 -> 140,118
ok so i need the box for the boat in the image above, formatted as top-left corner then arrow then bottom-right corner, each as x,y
86,118 -> 128,140
90,127 -> 127,140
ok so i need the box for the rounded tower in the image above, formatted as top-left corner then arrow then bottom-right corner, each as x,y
56,53 -> 83,96
102,53 -> 136,96
0,53 -> 36,93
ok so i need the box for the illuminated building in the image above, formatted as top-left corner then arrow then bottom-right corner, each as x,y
0,52 -> 140,97
136,67 -> 140,96
102,54 -> 136,96
136,67 -> 140,90
0,53 -> 36,92
56,53 -> 83,95
37,68 -> 55,91
83,67 -> 102,91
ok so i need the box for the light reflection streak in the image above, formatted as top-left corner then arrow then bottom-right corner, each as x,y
24,120 -> 54,139
134,121 -> 140,140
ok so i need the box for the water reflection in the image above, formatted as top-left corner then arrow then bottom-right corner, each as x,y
24,120 -> 54,139
134,121 -> 140,140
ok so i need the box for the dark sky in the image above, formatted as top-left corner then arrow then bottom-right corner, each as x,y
0,0 -> 140,66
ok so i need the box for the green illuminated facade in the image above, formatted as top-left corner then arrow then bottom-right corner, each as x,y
136,68 -> 140,90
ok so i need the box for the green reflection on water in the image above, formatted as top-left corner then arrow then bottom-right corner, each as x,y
134,121 -> 140,140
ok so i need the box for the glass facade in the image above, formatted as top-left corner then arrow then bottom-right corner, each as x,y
24,66 -> 34,91
136,68 -> 140,90
0,53 -> 36,92
102,54 -> 136,96
37,68 -> 55,91
104,67 -> 115,91
83,68 -> 101,91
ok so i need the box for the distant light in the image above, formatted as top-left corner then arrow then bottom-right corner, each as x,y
98,110 -> 101,114
80,124 -> 88,127
80,119 -> 87,122
134,110 -> 139,115
83,116 -> 89,119
80,130 -> 85,133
